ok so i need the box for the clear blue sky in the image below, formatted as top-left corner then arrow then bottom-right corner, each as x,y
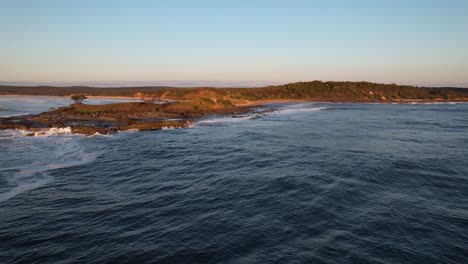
1,0 -> 467,87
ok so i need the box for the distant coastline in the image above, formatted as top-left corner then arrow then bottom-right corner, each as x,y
0,94 -> 138,100
1,81 -> 468,103
2,81 -> 468,136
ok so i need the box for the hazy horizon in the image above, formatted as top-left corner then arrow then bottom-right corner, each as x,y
1,0 -> 468,87
1,79 -> 468,89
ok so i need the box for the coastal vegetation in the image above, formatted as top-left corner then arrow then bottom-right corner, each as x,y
70,94 -> 87,104
0,100 -> 251,135
1,81 -> 467,103
1,81 -> 467,135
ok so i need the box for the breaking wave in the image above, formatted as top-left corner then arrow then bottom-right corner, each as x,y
408,101 -> 459,105
195,115 -> 255,127
194,104 -> 329,126
2,99 -> 468,263
17,127 -> 74,137
274,106 -> 328,115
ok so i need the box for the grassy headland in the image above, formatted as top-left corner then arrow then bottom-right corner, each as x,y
1,81 -> 467,104
1,81 -> 467,135
0,100 -> 252,135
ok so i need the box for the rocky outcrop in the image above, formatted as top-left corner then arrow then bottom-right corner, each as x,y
0,101 -> 251,135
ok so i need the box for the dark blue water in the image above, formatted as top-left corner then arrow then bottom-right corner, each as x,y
1,102 -> 468,264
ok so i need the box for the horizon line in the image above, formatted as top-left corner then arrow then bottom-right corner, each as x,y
0,80 -> 280,88
1,80 -> 467,89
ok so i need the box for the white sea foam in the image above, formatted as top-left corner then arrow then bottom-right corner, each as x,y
0,129 -> 26,138
14,127 -> 75,137
0,137 -> 99,203
274,106 -> 328,115
0,112 -> 30,118
45,127 -> 73,135
196,115 -> 252,126
0,128 -> 73,138
89,132 -> 109,137
408,102 -> 459,105
195,105 -> 328,126
0,172 -> 52,203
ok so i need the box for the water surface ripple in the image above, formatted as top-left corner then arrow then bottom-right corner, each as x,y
1,102 -> 467,264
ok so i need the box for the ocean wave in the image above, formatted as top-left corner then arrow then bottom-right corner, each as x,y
0,172 -> 52,203
194,105 -> 328,126
89,131 -> 111,137
0,129 -> 32,138
0,112 -> 30,118
274,106 -> 329,115
13,99 -> 48,103
196,115 -> 253,126
387,101 -> 464,105
15,127 -> 75,137
408,102 -> 459,105
2,127 -> 143,139
0,138 -> 99,203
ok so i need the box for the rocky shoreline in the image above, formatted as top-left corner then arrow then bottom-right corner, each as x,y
1,97 -> 466,136
0,101 -> 253,135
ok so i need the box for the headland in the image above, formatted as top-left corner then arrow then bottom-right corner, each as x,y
1,81 -> 467,135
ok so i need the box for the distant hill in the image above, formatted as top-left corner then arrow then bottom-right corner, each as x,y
1,81 -> 467,102
0,85 -> 171,97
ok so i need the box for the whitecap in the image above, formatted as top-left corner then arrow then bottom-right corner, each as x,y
408,101 -> 459,105
124,128 -> 139,132
13,127 -> 75,137
0,112 -> 30,118
0,129 -> 29,138
274,106 -> 328,115
196,115 -> 252,126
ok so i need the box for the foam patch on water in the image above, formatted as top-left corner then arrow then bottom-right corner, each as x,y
0,170 -> 53,203
196,115 -> 252,126
408,102 -> 458,105
0,129 -> 28,138
89,131 -> 116,137
275,106 -> 328,115
17,127 -> 74,137
14,99 -> 48,103
265,104 -> 330,116
0,112 -> 30,118
0,127 -> 80,138
194,105 -> 328,126
0,137 -> 99,203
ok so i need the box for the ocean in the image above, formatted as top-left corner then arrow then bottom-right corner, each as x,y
1,97 -> 467,263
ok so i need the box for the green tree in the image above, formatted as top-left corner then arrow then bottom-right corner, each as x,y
71,94 -> 87,104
